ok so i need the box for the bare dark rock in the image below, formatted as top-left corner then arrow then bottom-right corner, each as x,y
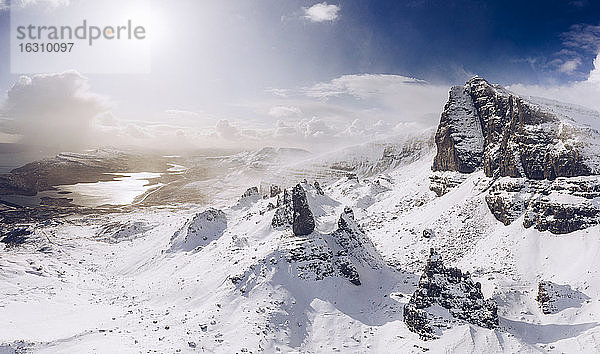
433,77 -> 595,179
432,77 -> 600,233
241,206 -> 381,288
271,184 -> 316,236
269,185 -> 282,198
313,181 -> 324,195
524,194 -> 600,234
1,227 -> 32,246
484,178 -> 528,225
404,249 -> 498,340
422,229 -> 435,238
271,190 -> 293,229
432,86 -> 484,174
241,187 -> 259,198
486,177 -> 600,234
291,184 -> 315,236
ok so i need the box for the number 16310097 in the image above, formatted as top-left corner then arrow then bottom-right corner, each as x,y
18,42 -> 74,53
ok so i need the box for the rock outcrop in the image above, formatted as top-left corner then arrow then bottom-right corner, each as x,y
98,221 -> 152,244
431,76 -> 600,233
1,227 -> 32,246
269,185 -> 282,198
169,208 -> 227,252
241,187 -> 259,198
238,206 -> 382,288
292,184 -> 316,236
404,249 -> 498,340
428,171 -> 468,197
536,280 -> 590,314
313,181 -> 324,195
271,189 -> 293,229
272,184 -> 315,236
485,176 -> 600,233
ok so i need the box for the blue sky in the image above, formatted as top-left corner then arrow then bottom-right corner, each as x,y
0,0 -> 599,150
2,0 -> 599,86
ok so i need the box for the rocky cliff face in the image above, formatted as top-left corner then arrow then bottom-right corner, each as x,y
432,86 -> 484,173
431,77 -> 600,234
404,249 -> 498,340
434,76 -> 595,179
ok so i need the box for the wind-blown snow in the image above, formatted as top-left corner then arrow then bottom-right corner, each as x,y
0,151 -> 598,352
1,131 -> 600,353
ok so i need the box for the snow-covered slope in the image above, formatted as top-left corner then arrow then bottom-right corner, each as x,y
2,78 -> 600,353
2,146 -> 600,353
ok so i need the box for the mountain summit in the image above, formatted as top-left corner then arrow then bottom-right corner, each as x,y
431,77 -> 600,234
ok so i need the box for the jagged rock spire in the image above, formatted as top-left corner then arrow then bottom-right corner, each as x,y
404,249 -> 498,340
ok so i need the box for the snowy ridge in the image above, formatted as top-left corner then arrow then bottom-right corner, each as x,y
2,79 -> 600,352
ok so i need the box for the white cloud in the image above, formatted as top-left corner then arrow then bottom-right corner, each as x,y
339,119 -> 391,137
265,88 -> 290,97
509,51 -> 600,113
561,23 -> 600,53
526,22 -> 600,77
304,74 -> 427,99
268,105 -> 302,118
198,112 -> 426,153
124,123 -> 150,139
164,110 -> 201,118
303,2 -> 340,23
11,0 -> 70,9
212,73 -> 448,151
558,58 -> 582,74
0,70 -> 448,152
0,71 -> 108,148
0,71 -> 203,150
300,74 -> 448,124
215,119 -> 241,140
590,52 -> 600,84
298,116 -> 335,137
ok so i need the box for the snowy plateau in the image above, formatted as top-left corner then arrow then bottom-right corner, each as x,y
1,77 -> 600,353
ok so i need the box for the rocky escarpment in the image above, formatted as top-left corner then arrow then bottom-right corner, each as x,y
486,176 -> 600,233
432,86 -> 484,174
404,249 -> 498,340
431,76 -> 600,233
433,76 -> 595,179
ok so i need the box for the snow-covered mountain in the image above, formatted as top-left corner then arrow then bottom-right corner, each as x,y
2,77 -> 600,353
